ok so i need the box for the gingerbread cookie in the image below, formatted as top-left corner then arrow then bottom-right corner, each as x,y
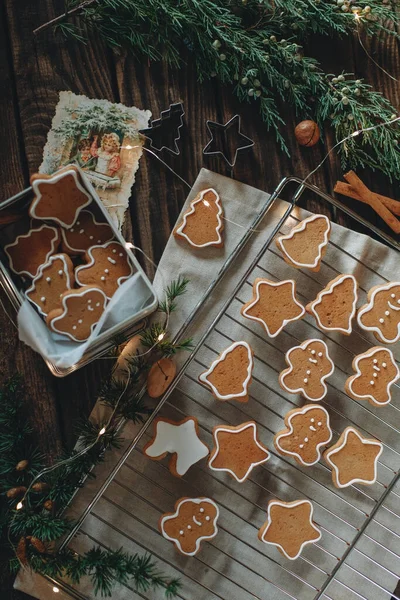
147,358 -> 177,398
306,274 -> 358,335
61,210 -> 114,255
258,499 -> 321,560
323,427 -> 383,488
46,286 -> 108,342
241,278 -> 305,337
160,497 -> 219,556
26,253 -> 74,317
174,188 -> 224,248
276,214 -> 331,272
345,347 -> 399,407
357,282 -> 400,344
274,405 -> 332,466
4,225 -> 60,278
199,341 -> 253,403
279,339 -> 334,402
30,166 -> 92,228
75,241 -> 133,299
208,421 -> 270,483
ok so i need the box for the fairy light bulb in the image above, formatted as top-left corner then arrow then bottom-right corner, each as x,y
124,144 -> 133,150
157,332 -> 165,342
99,427 -> 106,436
16,501 -> 23,510
52,587 -> 60,593
203,200 -> 210,207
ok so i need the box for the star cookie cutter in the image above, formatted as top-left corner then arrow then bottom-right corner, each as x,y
203,114 -> 255,168
139,102 -> 184,155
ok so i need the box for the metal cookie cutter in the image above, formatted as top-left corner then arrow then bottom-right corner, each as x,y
203,114 -> 255,168
139,102 -> 185,156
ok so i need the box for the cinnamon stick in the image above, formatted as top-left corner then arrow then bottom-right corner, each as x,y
343,171 -> 400,235
334,181 -> 400,217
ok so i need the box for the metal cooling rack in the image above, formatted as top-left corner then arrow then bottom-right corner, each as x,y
55,177 -> 400,600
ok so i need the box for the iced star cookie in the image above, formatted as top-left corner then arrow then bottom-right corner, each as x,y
274,405 -> 332,466
323,427 -> 383,488
279,339 -> 334,402
199,341 -> 253,403
174,188 -> 223,248
160,497 -> 219,556
30,166 -> 92,228
357,282 -> 400,344
143,417 -> 209,477
276,214 -> 331,272
46,286 -> 108,342
258,499 -> 321,560
306,274 -> 358,335
75,241 -> 133,299
26,253 -> 74,317
345,347 -> 399,407
208,421 -> 270,483
61,210 -> 114,255
4,224 -> 60,278
241,278 -> 305,337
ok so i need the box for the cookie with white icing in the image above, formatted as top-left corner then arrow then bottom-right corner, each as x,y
357,282 -> 400,344
276,214 -> 331,272
160,497 -> 219,556
279,338 -> 334,401
46,285 -> 108,342
199,341 -> 254,403
75,241 -> 133,299
26,253 -> 74,317
274,405 -> 332,466
61,210 -> 114,255
345,346 -> 400,407
306,274 -> 358,335
4,224 -> 60,278
174,188 -> 224,248
143,416 -> 209,477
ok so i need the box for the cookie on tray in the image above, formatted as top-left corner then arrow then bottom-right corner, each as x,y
174,188 -> 224,248
306,274 -> 358,335
276,214 -> 331,272
357,282 -> 400,344
61,210 -> 114,255
4,224 -> 60,278
26,253 -> 74,317
345,347 -> 400,407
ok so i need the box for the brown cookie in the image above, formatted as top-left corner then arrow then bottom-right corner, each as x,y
241,278 -> 305,337
306,274 -> 358,335
199,341 -> 254,403
147,358 -> 177,398
61,210 -> 114,255
159,497 -> 219,556
4,224 -> 60,278
30,166 -> 92,228
276,214 -> 331,272
174,188 -> 224,248
208,421 -> 270,482
357,282 -> 400,344
25,253 -> 75,317
75,241 -> 133,299
274,404 -> 332,466
46,285 -> 108,342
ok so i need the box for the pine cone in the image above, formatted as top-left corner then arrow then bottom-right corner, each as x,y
16,537 -> 28,565
43,499 -> 54,511
29,536 -> 46,554
15,459 -> 29,472
6,486 -> 27,499
31,482 -> 50,494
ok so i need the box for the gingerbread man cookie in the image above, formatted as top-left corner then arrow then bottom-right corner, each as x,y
357,282 -> 400,344
30,166 -> 92,228
345,347 -> 399,407
274,405 -> 332,466
46,286 -> 108,342
199,341 -> 254,403
276,214 -> 331,272
174,188 -> 223,248
306,274 -> 358,335
241,278 -> 305,337
160,497 -> 219,556
208,421 -> 270,483
258,499 -> 321,560
279,339 -> 335,402
75,241 -> 133,299
61,210 -> 114,255
143,417 -> 209,477
324,427 -> 383,488
4,224 -> 60,278
26,253 -> 74,317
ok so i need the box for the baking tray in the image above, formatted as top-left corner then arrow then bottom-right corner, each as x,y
50,177 -> 400,599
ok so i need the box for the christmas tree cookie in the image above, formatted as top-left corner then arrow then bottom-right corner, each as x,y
174,188 -> 224,248
306,274 -> 358,335
276,214 -> 331,271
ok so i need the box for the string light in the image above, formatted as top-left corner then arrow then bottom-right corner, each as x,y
52,587 -> 60,593
203,200 -> 210,207
99,427 -> 106,436
157,332 -> 165,342
16,502 -> 23,510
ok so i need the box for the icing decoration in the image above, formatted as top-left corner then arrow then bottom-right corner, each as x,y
174,188 -> 223,248
357,282 -> 400,344
199,341 -> 253,402
4,225 -> 60,278
276,214 -> 331,270
61,210 -> 114,254
306,274 -> 358,335
345,346 -> 399,407
26,253 -> 74,317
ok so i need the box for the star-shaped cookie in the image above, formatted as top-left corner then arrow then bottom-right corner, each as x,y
323,427 -> 383,488
208,421 -> 270,482
241,278 -> 305,337
258,499 -> 321,560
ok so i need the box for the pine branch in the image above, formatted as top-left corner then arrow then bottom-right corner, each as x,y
158,275 -> 190,314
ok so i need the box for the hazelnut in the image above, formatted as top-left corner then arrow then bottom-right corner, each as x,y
294,120 -> 321,147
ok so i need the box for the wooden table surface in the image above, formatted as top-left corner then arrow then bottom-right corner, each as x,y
1,2 -> 400,598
